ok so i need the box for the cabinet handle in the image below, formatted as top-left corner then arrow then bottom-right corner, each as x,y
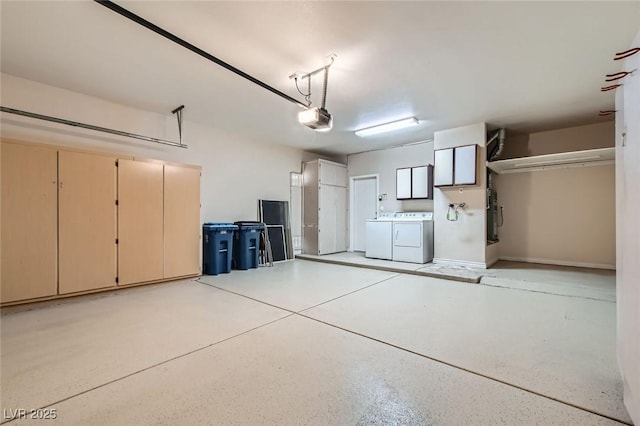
395,229 -> 399,240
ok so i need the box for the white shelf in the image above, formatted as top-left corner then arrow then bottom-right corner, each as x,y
486,147 -> 615,174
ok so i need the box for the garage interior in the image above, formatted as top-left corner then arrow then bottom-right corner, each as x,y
1,1 -> 639,425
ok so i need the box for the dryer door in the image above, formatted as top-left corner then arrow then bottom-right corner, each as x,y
392,221 -> 427,263
393,222 -> 422,247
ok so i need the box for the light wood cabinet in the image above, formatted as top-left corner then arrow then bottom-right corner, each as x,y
1,142 -> 58,303
1,141 -> 201,305
164,164 -> 200,278
118,159 -> 164,285
58,151 -> 117,294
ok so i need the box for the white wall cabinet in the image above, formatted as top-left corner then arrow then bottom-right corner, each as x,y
434,145 -> 477,187
303,159 -> 348,255
396,165 -> 433,199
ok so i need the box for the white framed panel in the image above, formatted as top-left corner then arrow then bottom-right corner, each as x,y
396,167 -> 412,199
434,148 -> 454,186
411,165 -> 433,199
454,144 -> 477,185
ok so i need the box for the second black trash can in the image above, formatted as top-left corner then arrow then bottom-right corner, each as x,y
203,223 -> 239,275
233,222 -> 265,270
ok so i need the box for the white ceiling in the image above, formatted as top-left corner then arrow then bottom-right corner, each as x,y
1,1 -> 639,155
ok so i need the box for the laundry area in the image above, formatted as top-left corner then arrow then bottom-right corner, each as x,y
1,2 -> 639,425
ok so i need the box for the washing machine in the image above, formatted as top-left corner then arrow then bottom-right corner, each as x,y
365,219 -> 393,260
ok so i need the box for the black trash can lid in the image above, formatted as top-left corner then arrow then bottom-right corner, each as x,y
234,221 -> 266,229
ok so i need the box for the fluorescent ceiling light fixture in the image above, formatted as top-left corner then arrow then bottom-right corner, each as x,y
298,107 -> 333,132
355,117 -> 419,137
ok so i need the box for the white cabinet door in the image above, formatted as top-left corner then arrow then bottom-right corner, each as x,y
334,186 -> 348,251
434,148 -> 454,186
454,145 -> 477,185
411,165 -> 432,199
319,184 -> 347,254
318,185 -> 336,254
396,168 -> 412,199
319,161 -> 347,187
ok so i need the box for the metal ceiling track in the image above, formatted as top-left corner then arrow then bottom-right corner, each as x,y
0,106 -> 188,148
94,0 -> 307,109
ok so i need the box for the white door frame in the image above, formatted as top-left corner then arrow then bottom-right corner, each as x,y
349,174 -> 380,252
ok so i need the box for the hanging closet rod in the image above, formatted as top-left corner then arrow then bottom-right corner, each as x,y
0,106 -> 187,148
94,0 -> 307,109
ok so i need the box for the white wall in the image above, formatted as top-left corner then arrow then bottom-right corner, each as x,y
495,122 -> 616,269
347,142 -> 435,213
433,123 -> 488,267
0,73 -> 317,224
496,164 -> 615,269
615,30 -> 640,425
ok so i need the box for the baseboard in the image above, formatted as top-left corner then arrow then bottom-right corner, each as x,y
485,256 -> 500,268
433,258 -> 489,269
499,256 -> 616,271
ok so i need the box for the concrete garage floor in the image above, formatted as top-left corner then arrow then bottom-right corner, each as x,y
297,253 -> 616,302
0,260 -> 627,425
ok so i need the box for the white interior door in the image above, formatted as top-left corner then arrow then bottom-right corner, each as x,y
352,176 -> 378,252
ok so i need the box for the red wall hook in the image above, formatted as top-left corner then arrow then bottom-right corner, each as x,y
601,84 -> 622,92
614,47 -> 640,61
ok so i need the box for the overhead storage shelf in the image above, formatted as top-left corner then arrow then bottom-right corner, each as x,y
486,147 -> 615,174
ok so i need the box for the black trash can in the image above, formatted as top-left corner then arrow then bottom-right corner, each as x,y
202,223 -> 239,275
233,222 -> 265,270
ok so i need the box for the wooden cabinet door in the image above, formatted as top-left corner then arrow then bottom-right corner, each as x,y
59,151 -> 117,294
1,142 -> 58,303
164,165 -> 200,278
118,160 -> 164,285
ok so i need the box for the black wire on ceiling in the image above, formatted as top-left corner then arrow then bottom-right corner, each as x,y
94,0 -> 307,109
